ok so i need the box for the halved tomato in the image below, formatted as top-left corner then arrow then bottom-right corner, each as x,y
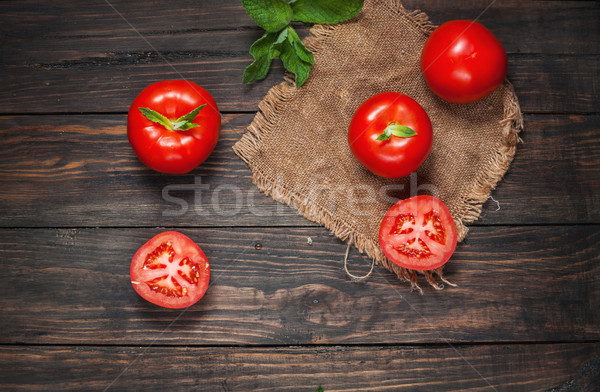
130,231 -> 210,309
379,195 -> 457,271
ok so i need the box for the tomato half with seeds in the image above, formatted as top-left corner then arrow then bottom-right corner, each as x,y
379,195 -> 457,271
130,231 -> 210,309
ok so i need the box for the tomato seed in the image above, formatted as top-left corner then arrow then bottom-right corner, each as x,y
143,242 -> 176,270
142,242 -> 203,297
392,214 -> 416,235
423,210 -> 446,245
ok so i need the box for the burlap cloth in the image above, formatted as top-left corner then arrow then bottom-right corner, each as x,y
233,0 -> 523,290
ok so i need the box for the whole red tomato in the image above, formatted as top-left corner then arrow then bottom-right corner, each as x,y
421,20 -> 507,104
127,80 -> 221,174
348,92 -> 433,179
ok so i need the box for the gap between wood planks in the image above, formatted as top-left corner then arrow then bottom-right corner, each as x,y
2,340 -> 599,348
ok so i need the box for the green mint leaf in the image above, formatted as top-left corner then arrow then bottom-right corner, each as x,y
243,30 -> 289,84
249,32 -> 279,59
241,0 -> 292,33
278,27 -> 313,87
291,0 -> 364,24
177,122 -> 200,131
138,107 -> 173,130
243,57 -> 272,83
288,27 -> 314,65
270,28 -> 290,58
389,124 -> 417,137
262,29 -> 290,61
175,104 -> 206,124
315,387 -> 324,392
293,61 -> 311,87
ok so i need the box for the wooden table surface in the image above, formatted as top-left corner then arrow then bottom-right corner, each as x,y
1,1 -> 598,391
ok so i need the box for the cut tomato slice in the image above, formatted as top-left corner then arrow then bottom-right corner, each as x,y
379,196 -> 457,271
130,231 -> 210,308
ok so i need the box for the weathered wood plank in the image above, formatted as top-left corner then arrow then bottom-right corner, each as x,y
477,114 -> 600,224
404,0 -> 600,57
0,1 -> 598,113
0,3 -> 597,391
4,53 -> 596,114
0,226 -> 597,345
0,113 -> 310,227
0,114 -> 597,227
0,343 -> 598,391
2,0 -> 597,55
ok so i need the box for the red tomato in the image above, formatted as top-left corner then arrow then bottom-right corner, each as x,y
130,231 -> 210,309
379,195 -> 457,271
348,92 -> 433,178
421,20 -> 507,103
127,80 -> 221,174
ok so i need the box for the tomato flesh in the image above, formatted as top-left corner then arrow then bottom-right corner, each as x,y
379,196 -> 457,271
130,231 -> 210,309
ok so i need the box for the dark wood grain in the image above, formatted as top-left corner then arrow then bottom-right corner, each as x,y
0,344 -> 598,391
403,0 -> 600,56
4,53 -> 596,114
0,114 -> 597,227
0,226 -> 597,345
1,1 -> 598,113
1,1 -> 598,390
477,114 -> 600,224
2,0 -> 597,55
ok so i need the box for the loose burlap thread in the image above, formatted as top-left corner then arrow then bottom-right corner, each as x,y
233,0 -> 523,291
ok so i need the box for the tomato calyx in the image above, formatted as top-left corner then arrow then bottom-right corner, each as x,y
376,122 -> 417,141
138,104 -> 206,132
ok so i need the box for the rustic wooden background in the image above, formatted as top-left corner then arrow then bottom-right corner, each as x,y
0,0 -> 598,391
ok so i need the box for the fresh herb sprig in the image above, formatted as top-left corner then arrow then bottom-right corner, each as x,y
241,0 -> 364,87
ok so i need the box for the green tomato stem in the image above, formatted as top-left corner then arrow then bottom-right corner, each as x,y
376,122 -> 418,141
139,105 -> 205,132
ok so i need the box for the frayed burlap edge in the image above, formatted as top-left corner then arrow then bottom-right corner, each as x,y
233,0 -> 523,293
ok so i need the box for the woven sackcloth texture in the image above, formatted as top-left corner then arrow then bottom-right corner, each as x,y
233,0 -> 523,290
